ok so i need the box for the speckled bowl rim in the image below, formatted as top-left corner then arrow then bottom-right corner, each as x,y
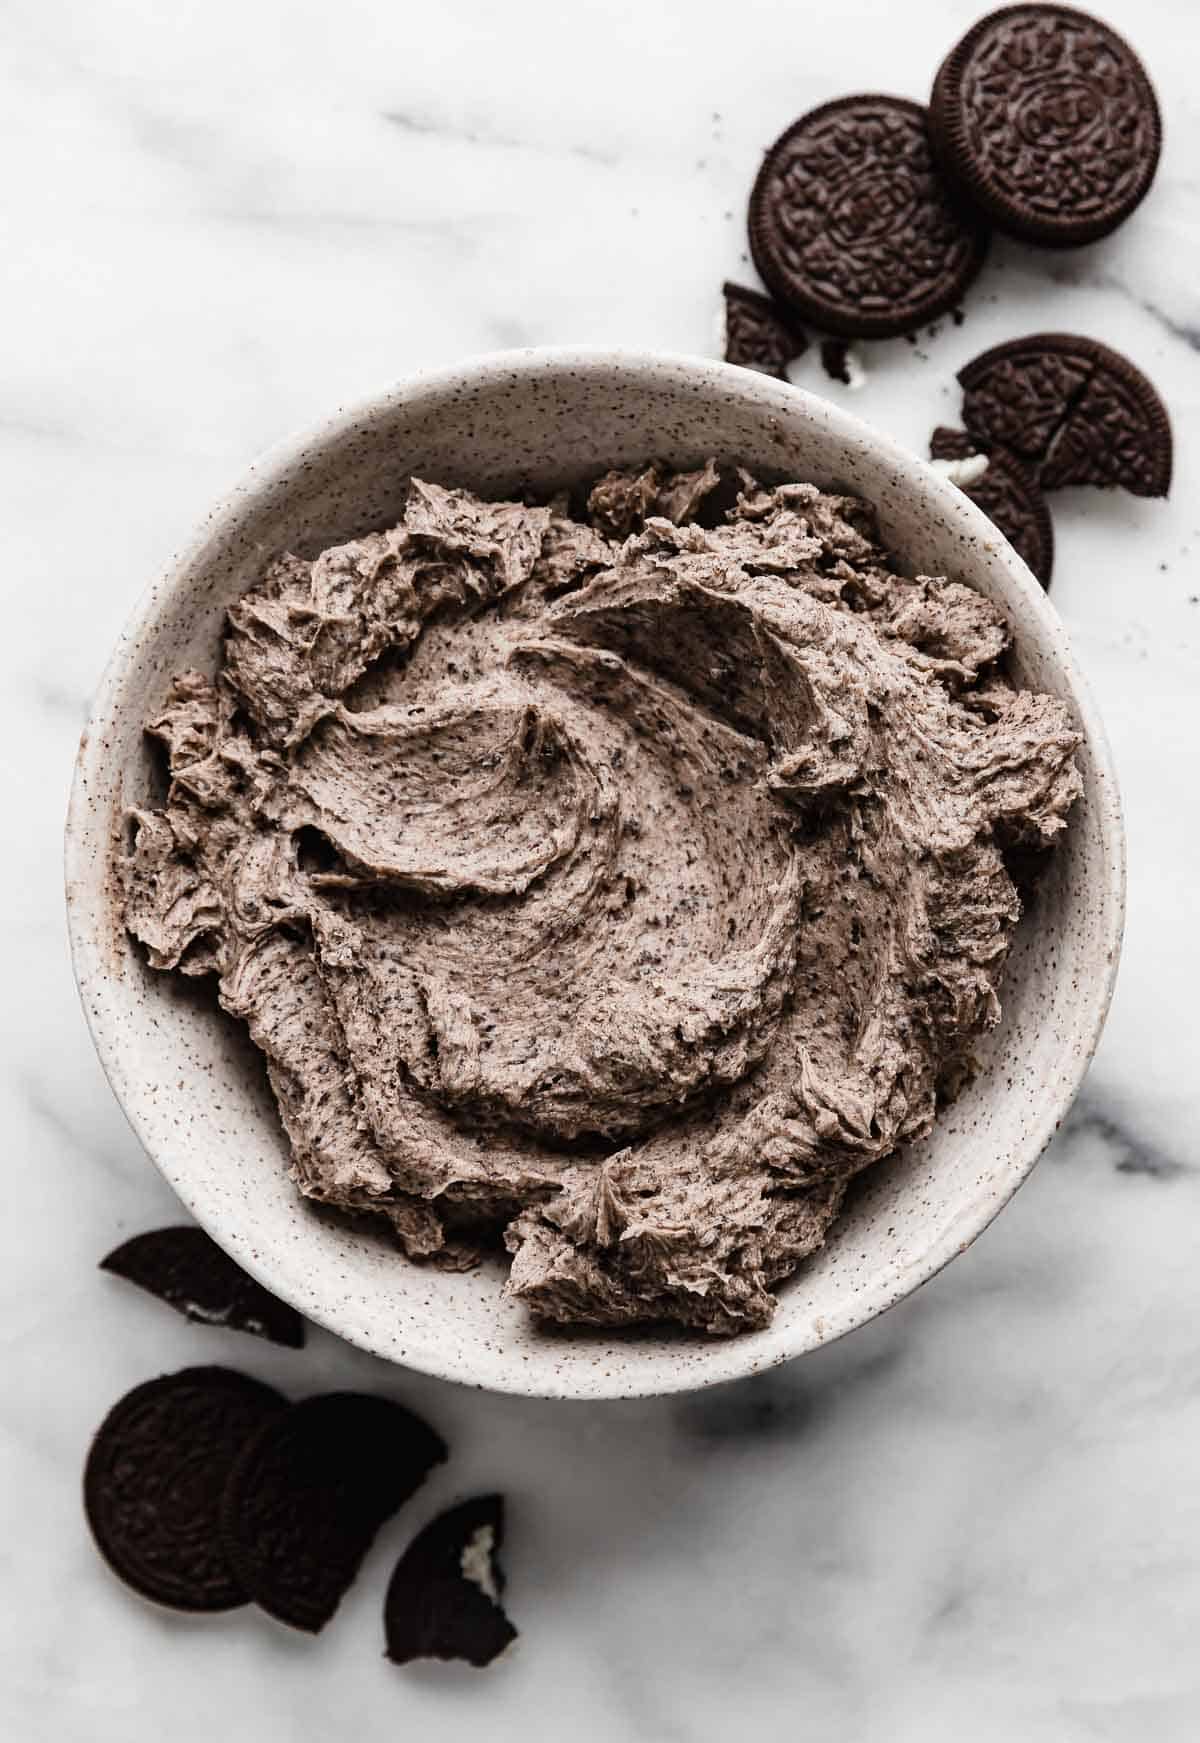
65,348 -> 1126,1399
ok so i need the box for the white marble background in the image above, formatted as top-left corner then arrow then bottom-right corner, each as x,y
3,0 -> 1199,1736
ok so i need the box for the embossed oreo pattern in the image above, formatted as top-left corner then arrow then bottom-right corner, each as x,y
722,282 -> 807,379
83,1367 -> 287,1612
930,426 -> 981,463
931,5 -> 1161,246
749,96 -> 989,338
1039,366 -> 1169,494
968,451 -> 1055,587
961,344 -> 1091,462
959,334 -> 1172,498
929,429 -> 1054,587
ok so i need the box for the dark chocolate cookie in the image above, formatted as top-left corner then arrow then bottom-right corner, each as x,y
1038,359 -> 1172,494
820,338 -> 852,385
101,1226 -> 305,1349
749,95 -> 989,338
959,333 -> 1171,496
221,1393 -> 446,1633
384,1495 -> 517,1669
83,1367 -> 287,1612
930,425 -> 979,462
722,282 -> 806,378
930,5 -> 1161,247
931,429 -> 1055,587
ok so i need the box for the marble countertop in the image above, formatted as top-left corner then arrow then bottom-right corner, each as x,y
5,0 -> 1200,1736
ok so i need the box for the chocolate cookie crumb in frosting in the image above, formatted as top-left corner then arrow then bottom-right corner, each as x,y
122,466 -> 1081,1336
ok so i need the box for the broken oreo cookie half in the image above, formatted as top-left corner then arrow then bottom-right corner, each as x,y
220,1392 -> 446,1633
721,281 -> 807,379
84,1366 -> 288,1612
101,1225 -> 305,1349
930,427 -> 1055,588
384,1495 -> 517,1669
958,333 -> 1171,498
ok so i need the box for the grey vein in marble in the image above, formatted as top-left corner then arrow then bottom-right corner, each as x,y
1057,1093 -> 1192,1180
381,107 -> 619,166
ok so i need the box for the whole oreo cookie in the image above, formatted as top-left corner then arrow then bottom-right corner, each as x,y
930,5 -> 1161,247
749,95 -> 989,338
83,1366 -> 287,1612
220,1392 -> 446,1633
959,333 -> 1171,496
931,428 -> 1055,588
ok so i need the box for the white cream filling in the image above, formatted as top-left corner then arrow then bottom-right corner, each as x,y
930,453 -> 990,489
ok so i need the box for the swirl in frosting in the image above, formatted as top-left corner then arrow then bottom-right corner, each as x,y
123,463 -> 1081,1334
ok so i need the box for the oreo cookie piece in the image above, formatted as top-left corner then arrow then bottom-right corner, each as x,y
930,428 -> 1055,588
959,333 -> 1171,496
1038,359 -> 1172,495
101,1226 -> 305,1349
930,5 -> 1161,247
930,425 -> 979,462
384,1495 -> 517,1669
820,339 -> 852,385
221,1393 -> 446,1633
721,282 -> 806,379
749,95 -> 989,338
83,1366 -> 287,1612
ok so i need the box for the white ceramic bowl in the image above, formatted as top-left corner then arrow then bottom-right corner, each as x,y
65,349 -> 1125,1400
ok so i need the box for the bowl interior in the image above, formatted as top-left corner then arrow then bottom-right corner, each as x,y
66,351 -> 1124,1398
